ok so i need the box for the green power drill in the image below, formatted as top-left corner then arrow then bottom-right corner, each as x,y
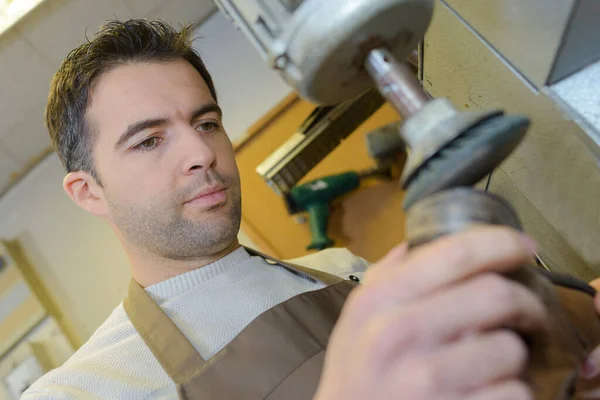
285,166 -> 391,250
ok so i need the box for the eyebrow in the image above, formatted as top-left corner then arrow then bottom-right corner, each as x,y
190,103 -> 222,124
114,103 -> 223,151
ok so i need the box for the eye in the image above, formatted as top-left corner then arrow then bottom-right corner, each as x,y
196,121 -> 220,133
134,137 -> 161,151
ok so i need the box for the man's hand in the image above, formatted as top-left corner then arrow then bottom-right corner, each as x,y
577,278 -> 600,399
315,226 -> 544,400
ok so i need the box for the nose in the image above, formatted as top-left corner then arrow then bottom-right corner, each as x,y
177,126 -> 217,175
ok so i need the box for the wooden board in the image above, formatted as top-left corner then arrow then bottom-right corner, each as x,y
235,96 -> 407,262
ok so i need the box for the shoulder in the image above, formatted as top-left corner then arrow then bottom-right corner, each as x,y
285,247 -> 370,280
22,304 -> 175,399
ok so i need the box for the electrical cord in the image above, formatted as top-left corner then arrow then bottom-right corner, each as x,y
484,171 -> 493,192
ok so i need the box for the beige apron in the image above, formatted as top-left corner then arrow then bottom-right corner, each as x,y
123,248 -> 358,399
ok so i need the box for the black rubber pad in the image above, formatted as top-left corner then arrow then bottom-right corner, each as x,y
404,114 -> 530,210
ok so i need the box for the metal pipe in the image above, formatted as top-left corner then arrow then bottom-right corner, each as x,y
365,47 -> 430,118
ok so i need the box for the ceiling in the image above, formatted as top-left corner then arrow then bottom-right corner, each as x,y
0,0 -> 216,197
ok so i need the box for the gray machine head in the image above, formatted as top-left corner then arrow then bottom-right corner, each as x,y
214,0 -> 434,105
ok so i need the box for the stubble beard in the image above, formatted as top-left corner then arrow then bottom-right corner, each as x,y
107,173 -> 242,261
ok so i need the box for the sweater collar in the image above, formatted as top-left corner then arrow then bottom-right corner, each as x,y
145,247 -> 252,301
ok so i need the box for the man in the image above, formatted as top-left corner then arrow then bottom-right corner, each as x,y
22,19 -> 600,399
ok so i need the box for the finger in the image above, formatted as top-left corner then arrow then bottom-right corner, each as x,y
362,243 -> 408,286
366,226 -> 536,304
579,386 -> 600,399
342,227 -> 536,331
353,275 -> 544,366
399,227 -> 536,297
408,273 -> 549,343
589,278 -> 600,292
586,278 -> 600,379
379,242 -> 409,266
583,347 -> 600,378
590,278 -> 600,314
591,278 -> 600,321
427,331 -> 527,392
465,381 -> 532,400
366,243 -> 408,274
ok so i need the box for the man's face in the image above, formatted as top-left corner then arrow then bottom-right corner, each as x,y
87,59 -> 241,259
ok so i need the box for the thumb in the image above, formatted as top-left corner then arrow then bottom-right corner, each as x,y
591,278 -> 600,322
581,278 -> 600,380
590,278 -> 600,292
362,243 -> 408,285
376,242 -> 409,270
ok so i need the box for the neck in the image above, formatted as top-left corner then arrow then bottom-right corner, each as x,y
127,239 -> 241,288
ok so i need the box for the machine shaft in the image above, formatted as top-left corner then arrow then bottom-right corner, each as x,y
365,47 -> 430,118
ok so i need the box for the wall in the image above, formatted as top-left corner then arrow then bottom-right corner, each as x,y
423,2 -> 600,280
236,96 -> 406,261
0,155 -> 130,345
0,12 -> 291,343
193,12 -> 293,143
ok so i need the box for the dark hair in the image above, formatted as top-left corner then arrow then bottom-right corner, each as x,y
46,19 -> 218,183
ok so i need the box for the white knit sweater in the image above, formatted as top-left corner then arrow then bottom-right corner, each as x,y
23,247 -> 369,399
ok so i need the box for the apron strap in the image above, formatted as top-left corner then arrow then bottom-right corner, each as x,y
123,279 -> 206,384
123,246 -> 345,385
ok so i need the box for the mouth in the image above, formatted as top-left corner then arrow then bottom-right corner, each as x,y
184,185 -> 228,208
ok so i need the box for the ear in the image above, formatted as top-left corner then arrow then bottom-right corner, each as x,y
63,171 -> 109,217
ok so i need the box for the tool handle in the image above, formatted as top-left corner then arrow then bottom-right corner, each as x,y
405,188 -> 600,400
306,203 -> 334,250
